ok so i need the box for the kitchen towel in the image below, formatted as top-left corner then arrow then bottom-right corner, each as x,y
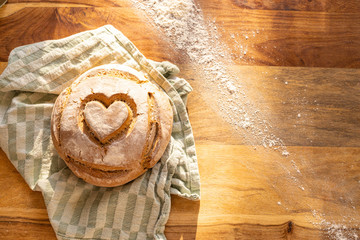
0,25 -> 200,240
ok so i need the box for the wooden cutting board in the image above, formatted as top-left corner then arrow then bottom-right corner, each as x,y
0,0 -> 360,239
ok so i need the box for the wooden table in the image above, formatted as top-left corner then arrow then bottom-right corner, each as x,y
1,0 -> 360,239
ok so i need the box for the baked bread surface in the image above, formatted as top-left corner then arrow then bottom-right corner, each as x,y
51,64 -> 173,187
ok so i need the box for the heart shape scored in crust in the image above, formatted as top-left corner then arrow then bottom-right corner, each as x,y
84,100 -> 129,143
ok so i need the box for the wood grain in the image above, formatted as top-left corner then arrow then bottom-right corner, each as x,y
1,143 -> 360,239
183,65 -> 360,147
8,0 -> 360,12
0,149 -> 56,239
229,0 -> 360,13
7,0 -> 120,7
0,4 -> 178,63
0,62 -> 7,73
193,0 -> 360,68
1,1 -> 360,68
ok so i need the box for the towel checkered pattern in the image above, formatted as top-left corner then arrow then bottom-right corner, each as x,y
0,25 -> 200,240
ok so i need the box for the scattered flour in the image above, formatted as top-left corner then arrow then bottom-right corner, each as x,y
282,150 -> 290,156
311,210 -> 359,240
132,0 -> 288,153
131,1 -> 357,239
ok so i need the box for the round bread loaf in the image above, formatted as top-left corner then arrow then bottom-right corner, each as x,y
51,64 -> 173,187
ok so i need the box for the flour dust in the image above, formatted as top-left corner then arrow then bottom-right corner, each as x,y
130,0 -> 358,239
131,0 -> 286,151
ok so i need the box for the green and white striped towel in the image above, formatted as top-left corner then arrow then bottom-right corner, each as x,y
0,25 -> 200,240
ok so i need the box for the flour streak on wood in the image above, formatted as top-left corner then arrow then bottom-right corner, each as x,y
131,0 -> 360,238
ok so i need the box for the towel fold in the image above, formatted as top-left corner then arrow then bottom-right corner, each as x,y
0,25 -> 200,240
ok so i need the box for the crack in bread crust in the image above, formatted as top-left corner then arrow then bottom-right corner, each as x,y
141,92 -> 163,169
65,155 -> 131,179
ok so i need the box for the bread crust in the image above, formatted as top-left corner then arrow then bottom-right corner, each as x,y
51,65 -> 173,187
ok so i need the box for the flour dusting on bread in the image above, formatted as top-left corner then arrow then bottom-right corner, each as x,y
51,65 -> 173,187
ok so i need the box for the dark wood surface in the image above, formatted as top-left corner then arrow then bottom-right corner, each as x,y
0,0 -> 360,239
